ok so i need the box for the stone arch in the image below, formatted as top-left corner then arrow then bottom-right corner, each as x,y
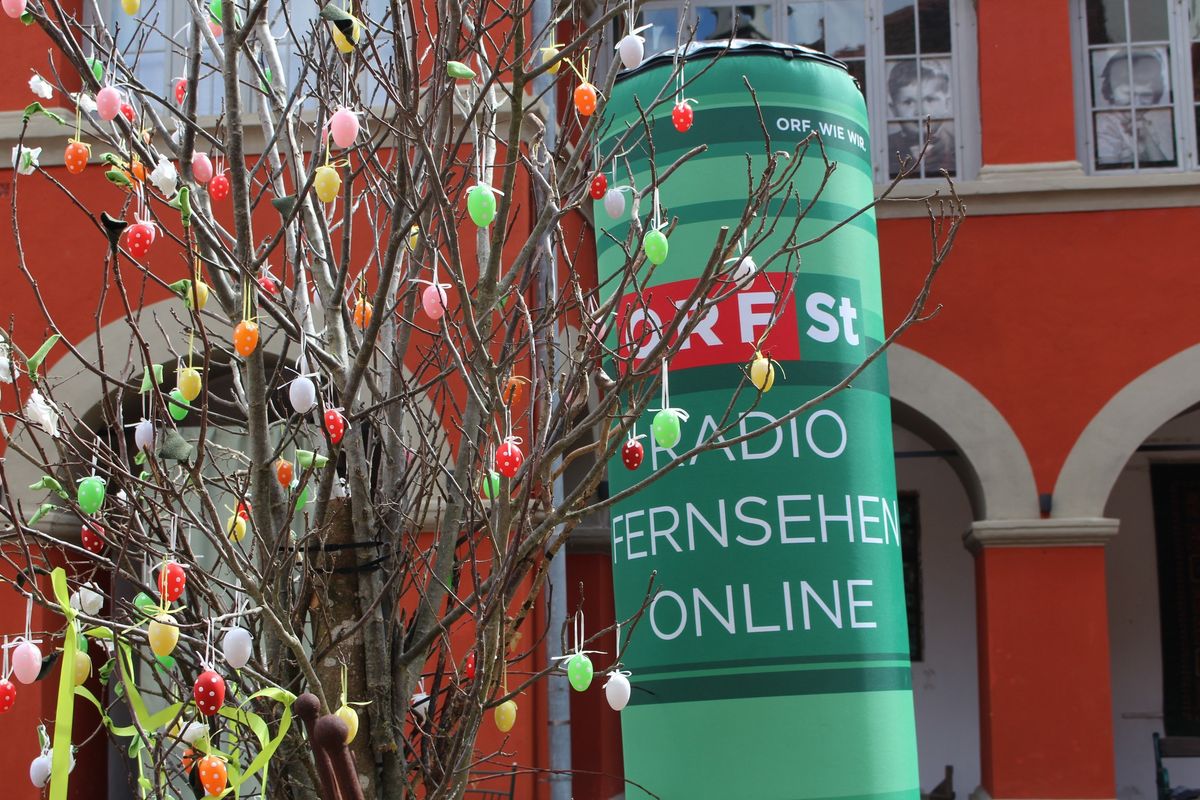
887,344 -> 1039,520
1053,343 -> 1200,519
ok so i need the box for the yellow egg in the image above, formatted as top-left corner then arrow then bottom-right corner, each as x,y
543,46 -> 560,74
749,351 -> 775,393
314,165 -> 341,203
73,650 -> 92,685
178,368 -> 202,402
227,514 -> 247,542
336,704 -> 359,743
185,280 -> 210,311
148,613 -> 179,658
408,225 -> 420,251
121,0 -> 140,13
494,699 -> 517,733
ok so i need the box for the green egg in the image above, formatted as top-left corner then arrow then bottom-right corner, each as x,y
652,409 -> 682,449
87,57 -> 103,83
467,185 -> 496,227
567,653 -> 594,692
481,470 -> 501,500
643,230 -> 669,265
167,388 -> 189,421
77,476 -> 106,515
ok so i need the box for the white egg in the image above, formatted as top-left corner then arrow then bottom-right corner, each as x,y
289,376 -> 317,414
222,626 -> 253,670
603,188 -> 626,219
70,583 -> 104,616
617,34 -> 644,71
134,418 -> 154,451
411,691 -> 429,721
181,720 -> 208,745
605,673 -> 631,711
733,255 -> 757,284
29,753 -> 51,788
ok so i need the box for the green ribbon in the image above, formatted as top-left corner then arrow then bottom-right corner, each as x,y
48,568 -> 77,800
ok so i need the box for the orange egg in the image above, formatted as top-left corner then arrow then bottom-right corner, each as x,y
197,755 -> 228,796
129,160 -> 146,182
233,320 -> 259,357
574,83 -> 597,116
503,375 -> 528,406
275,458 -> 294,487
353,298 -> 373,329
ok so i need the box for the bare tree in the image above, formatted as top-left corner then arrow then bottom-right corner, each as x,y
0,0 -> 962,798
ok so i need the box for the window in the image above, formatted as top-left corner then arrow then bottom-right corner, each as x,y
898,491 -> 924,662
634,0 -> 976,181
1078,0 -> 1200,172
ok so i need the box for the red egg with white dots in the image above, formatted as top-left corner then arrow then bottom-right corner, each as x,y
209,172 -> 230,200
495,440 -> 524,478
465,651 -> 476,680
589,173 -> 607,200
672,101 -> 694,133
81,523 -> 105,554
193,669 -> 226,716
622,439 -> 644,470
156,561 -> 186,602
124,222 -> 155,259
174,78 -> 187,105
0,679 -> 16,713
120,102 -> 136,123
324,409 -> 347,445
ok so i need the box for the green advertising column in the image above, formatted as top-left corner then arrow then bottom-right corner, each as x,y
595,43 -> 919,799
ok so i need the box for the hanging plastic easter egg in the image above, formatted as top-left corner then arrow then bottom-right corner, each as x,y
494,699 -> 517,733
732,255 -> 756,284
209,172 -> 230,200
567,652 -> 594,691
330,107 -> 359,148
467,184 -> 496,227
96,86 -> 121,121
2,0 -> 25,17
643,229 -> 668,265
258,271 -> 280,295
157,561 -> 186,602
12,641 -> 41,684
336,704 -> 359,743
173,77 -> 186,104
622,438 -> 644,470
313,164 -> 341,203
605,672 -> 631,711
324,409 -> 347,445
542,45 -> 560,74
410,691 -> 429,722
73,649 -> 92,686
0,678 -> 15,712
275,458 -> 294,487
120,102 -> 136,123
124,221 -> 155,259
289,375 -> 317,414
603,188 -> 626,218
178,367 -> 202,402
464,651 -> 476,680
148,613 -> 179,658
191,152 -> 213,184
227,512 -> 247,542
77,476 -> 106,515
652,408 -> 682,448
180,721 -> 208,746
81,522 -> 105,554
222,626 -> 253,670
233,320 -> 259,357
168,388 -> 190,421
64,140 -> 90,175
133,418 -> 154,451
589,173 -> 607,200
749,351 -> 776,393
422,284 -> 448,320
70,584 -> 104,616
133,592 -> 156,615
480,470 -> 501,500
86,58 -> 104,83
618,34 -> 645,71
29,754 -> 51,789
495,439 -> 524,479
502,375 -> 527,406
194,669 -> 226,716
197,755 -> 228,796
353,298 -> 373,329
185,279 -> 210,310
672,100 -> 694,132
574,83 -> 597,116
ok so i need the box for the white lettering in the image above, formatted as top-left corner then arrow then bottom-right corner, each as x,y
650,591 -> 687,640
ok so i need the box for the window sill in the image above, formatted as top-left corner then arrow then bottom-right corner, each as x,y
875,159 -> 1200,218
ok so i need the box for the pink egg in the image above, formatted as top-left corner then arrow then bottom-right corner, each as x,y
209,21 -> 222,37
422,284 -> 448,320
2,0 -> 26,18
192,152 -> 213,184
96,86 -> 122,121
12,641 -> 41,684
330,108 -> 359,149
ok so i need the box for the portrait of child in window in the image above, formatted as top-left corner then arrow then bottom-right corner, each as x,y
886,59 -> 955,178
1092,47 -> 1176,168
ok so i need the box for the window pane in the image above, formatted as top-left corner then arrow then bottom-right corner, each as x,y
844,58 -> 867,102
787,3 -> 825,51
885,58 -> 951,117
886,58 -> 919,119
918,0 -> 951,53
925,118 -> 955,176
638,7 -> 682,55
884,0 -> 916,54
1129,0 -> 1169,41
1134,108 -> 1176,166
887,120 -> 919,177
920,57 -> 953,115
697,5 -> 773,41
826,1 -> 866,58
1093,46 -> 1172,107
1194,42 -> 1200,102
1087,0 -> 1128,44
1091,48 -> 1127,107
1095,111 -> 1135,166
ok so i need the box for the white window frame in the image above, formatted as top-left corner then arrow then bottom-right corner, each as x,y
630,0 -> 980,183
1073,0 -> 1200,173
